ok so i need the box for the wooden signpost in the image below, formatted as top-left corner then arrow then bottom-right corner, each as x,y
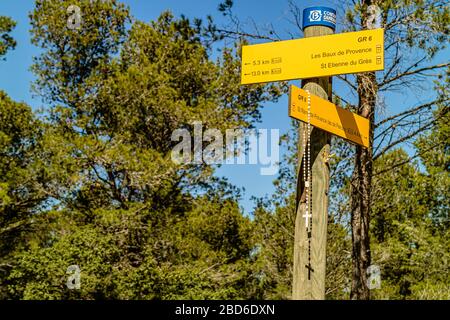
240,6 -> 384,300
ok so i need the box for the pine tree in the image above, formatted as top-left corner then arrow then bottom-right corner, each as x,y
5,0 -> 281,299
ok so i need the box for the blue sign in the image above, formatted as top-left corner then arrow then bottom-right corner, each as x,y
303,6 -> 336,30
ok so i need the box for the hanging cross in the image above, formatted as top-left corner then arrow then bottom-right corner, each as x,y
302,212 -> 312,230
305,263 -> 314,280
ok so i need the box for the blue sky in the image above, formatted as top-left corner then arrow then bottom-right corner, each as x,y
0,1 -> 447,214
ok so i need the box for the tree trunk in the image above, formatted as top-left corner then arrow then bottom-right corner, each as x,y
350,70 -> 377,300
349,0 -> 380,300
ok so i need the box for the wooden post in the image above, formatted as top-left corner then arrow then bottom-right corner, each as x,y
292,7 -> 334,300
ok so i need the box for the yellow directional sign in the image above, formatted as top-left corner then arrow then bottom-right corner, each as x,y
289,85 -> 370,148
241,29 -> 384,84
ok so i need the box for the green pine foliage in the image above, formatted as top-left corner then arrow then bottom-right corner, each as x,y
2,0 -> 282,299
0,15 -> 16,59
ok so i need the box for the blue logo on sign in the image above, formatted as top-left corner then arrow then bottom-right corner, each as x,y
303,6 -> 336,30
309,10 -> 322,22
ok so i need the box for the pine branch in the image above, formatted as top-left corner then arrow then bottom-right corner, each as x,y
375,100 -> 437,128
384,2 -> 449,32
373,110 -> 446,160
336,75 -> 358,92
373,141 -> 443,177
215,28 -> 279,42
0,219 -> 29,236
379,62 -> 450,89
383,42 -> 401,81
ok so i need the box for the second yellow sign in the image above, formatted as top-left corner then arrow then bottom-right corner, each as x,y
289,85 -> 370,148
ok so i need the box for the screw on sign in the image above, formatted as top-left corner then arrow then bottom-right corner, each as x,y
240,6 -> 385,300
